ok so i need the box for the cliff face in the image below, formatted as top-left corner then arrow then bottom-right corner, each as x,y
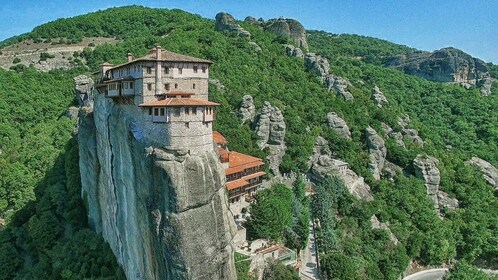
78,91 -> 236,280
385,47 -> 490,86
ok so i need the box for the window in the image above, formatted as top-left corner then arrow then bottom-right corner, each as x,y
147,83 -> 153,91
159,108 -> 165,116
192,83 -> 196,89
148,108 -> 152,115
130,82 -> 134,89
154,108 -> 159,116
124,83 -> 128,89
146,67 -> 152,74
175,83 -> 178,89
174,108 -> 181,116
165,83 -> 170,91
186,107 -> 190,115
178,68 -> 182,75
185,122 -> 190,128
193,66 -> 198,73
202,66 -> 206,73
192,107 -> 197,115
164,67 -> 169,74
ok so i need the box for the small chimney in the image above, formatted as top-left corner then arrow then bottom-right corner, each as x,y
155,45 -> 162,60
127,53 -> 133,62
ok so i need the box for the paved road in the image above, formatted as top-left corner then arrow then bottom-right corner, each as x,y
300,221 -> 319,280
402,269 -> 448,280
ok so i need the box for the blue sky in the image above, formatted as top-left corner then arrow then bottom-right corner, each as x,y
1,0 -> 497,63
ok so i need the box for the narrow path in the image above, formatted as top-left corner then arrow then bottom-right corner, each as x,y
300,221 -> 320,280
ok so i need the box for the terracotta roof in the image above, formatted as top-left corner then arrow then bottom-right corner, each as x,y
213,131 -> 228,145
225,151 -> 264,175
218,147 -> 229,163
139,98 -> 219,107
226,179 -> 249,191
109,48 -> 212,70
259,244 -> 284,255
239,171 -> 266,181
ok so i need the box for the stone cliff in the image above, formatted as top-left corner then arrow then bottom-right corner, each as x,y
78,83 -> 236,280
385,47 -> 492,94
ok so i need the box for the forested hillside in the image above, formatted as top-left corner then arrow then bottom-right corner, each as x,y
1,5 -> 497,280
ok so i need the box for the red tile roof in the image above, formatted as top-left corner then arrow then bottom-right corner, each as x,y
213,131 -> 228,145
226,179 -> 250,191
225,151 -> 265,175
218,147 -> 229,163
139,98 -> 219,107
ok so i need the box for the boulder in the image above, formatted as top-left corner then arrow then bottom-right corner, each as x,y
381,122 -> 405,147
254,102 -> 286,175
402,128 -> 424,146
366,126 -> 387,180
284,44 -> 304,59
327,112 -> 351,139
466,157 -> 498,188
215,12 -> 251,38
326,74 -> 354,100
308,136 -> 373,201
248,41 -> 262,52
370,215 -> 399,245
239,95 -> 256,124
305,53 -> 330,81
264,18 -> 308,49
479,77 -> 493,96
413,155 -> 458,213
372,85 -> 389,108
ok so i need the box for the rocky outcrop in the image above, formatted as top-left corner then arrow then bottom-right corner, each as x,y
78,91 -> 236,279
381,122 -> 405,147
480,78 -> 493,96
264,18 -> 308,49
309,136 -> 373,201
244,16 -> 263,27
372,86 -> 388,108
327,112 -> 351,139
385,47 -> 490,87
215,12 -> 251,38
305,53 -> 330,81
326,74 -> 354,100
74,74 -> 94,107
208,78 -> 226,92
397,116 -> 424,147
239,95 -> 256,124
413,155 -> 459,212
370,215 -> 398,245
366,126 -> 387,180
254,102 -> 286,175
284,44 -> 304,59
466,157 -> 498,188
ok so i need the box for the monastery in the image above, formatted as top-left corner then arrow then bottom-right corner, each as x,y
96,46 -> 265,202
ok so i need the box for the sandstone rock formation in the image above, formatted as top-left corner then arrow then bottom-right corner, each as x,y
305,53 -> 330,81
78,91 -> 236,279
254,102 -> 286,174
381,122 -> 405,147
327,112 -> 351,139
239,95 -> 256,124
215,12 -> 251,38
284,44 -> 304,59
366,126 -> 387,180
466,157 -> 498,188
397,116 -> 424,147
74,74 -> 94,107
308,136 -> 373,201
264,18 -> 308,49
413,155 -> 458,212
370,215 -> 399,245
244,16 -> 263,27
208,78 -> 226,92
385,47 -> 490,87
372,85 -> 388,108
326,74 -> 354,100
480,78 -> 493,96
